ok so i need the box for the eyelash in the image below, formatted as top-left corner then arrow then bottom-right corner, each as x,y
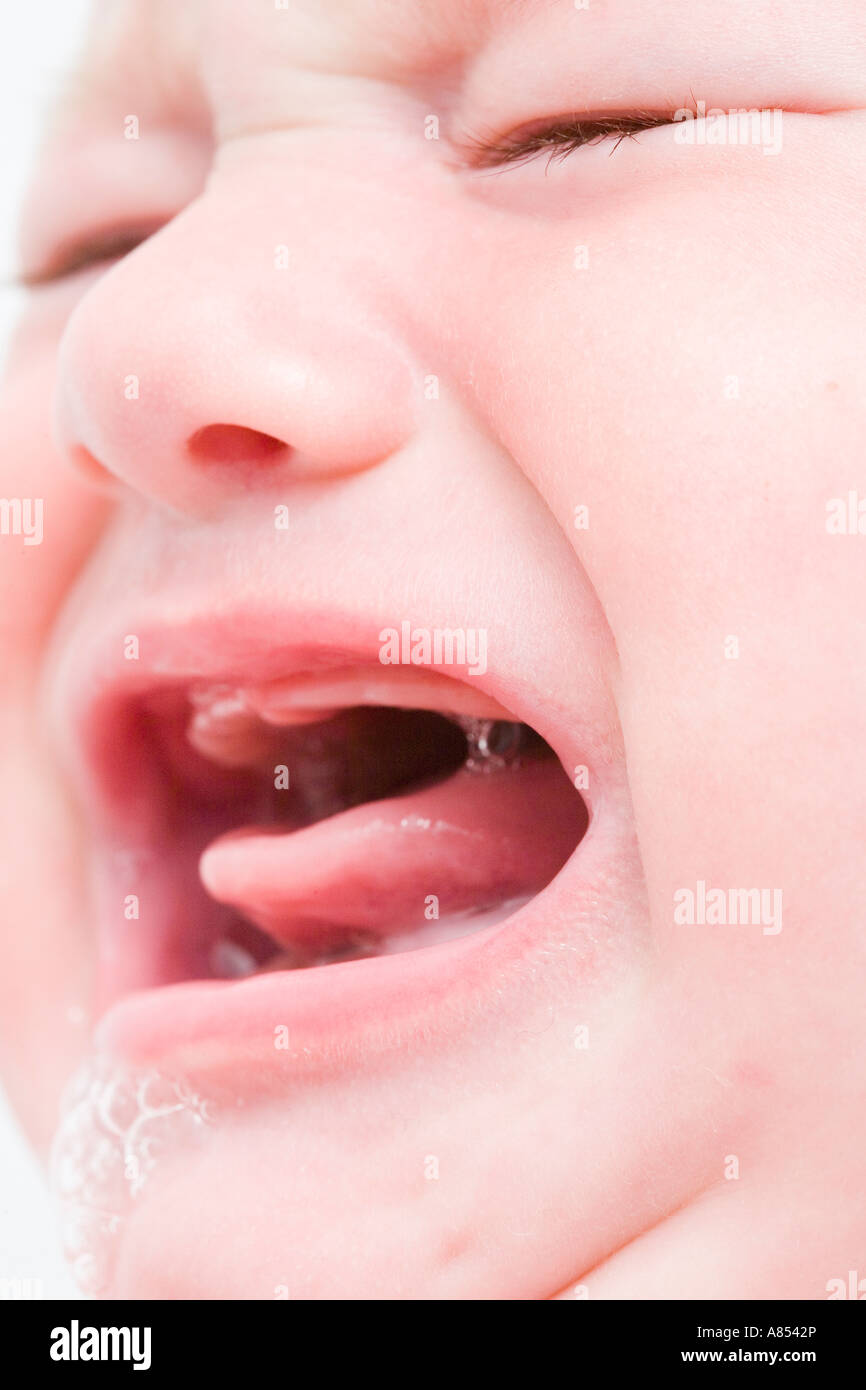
467,112 -> 675,171
23,225 -> 156,288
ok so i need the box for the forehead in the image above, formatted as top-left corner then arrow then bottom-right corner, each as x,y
51,0 -> 865,148
55,0 -> 556,148
75,0 -> 547,92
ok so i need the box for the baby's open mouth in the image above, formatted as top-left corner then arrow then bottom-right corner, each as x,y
49,582 -> 608,1069
131,678 -> 588,982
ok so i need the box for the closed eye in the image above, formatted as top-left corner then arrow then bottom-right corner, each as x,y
465,111 -> 678,171
20,222 -> 162,288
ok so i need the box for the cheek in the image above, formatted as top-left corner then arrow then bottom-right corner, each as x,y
458,127 -> 866,653
460,119 -> 866,549
451,131 -> 866,1043
0,310 -> 110,660
0,311 -> 109,1143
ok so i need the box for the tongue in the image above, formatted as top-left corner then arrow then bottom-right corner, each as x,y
200,758 -> 585,960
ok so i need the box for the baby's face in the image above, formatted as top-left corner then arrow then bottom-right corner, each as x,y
1,0 -> 864,1299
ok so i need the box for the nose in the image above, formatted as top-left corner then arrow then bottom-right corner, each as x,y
53,199 -> 418,514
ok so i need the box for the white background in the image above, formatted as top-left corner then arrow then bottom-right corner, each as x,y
0,0 -> 92,1300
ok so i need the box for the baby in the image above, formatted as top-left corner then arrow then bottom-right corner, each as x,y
1,0 -> 864,1300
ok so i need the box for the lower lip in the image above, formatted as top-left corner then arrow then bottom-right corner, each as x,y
93,819 -> 610,1092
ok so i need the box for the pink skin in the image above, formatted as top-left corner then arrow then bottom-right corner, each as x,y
1,0 -> 865,1299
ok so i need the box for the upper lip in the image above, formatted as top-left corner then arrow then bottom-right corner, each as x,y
44,478 -> 618,836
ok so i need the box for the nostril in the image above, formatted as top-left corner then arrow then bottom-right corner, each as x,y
187,423 -> 290,468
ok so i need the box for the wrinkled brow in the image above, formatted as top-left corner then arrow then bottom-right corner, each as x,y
57,0 -> 555,126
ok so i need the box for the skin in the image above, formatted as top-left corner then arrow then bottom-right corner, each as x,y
1,0 -> 865,1299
